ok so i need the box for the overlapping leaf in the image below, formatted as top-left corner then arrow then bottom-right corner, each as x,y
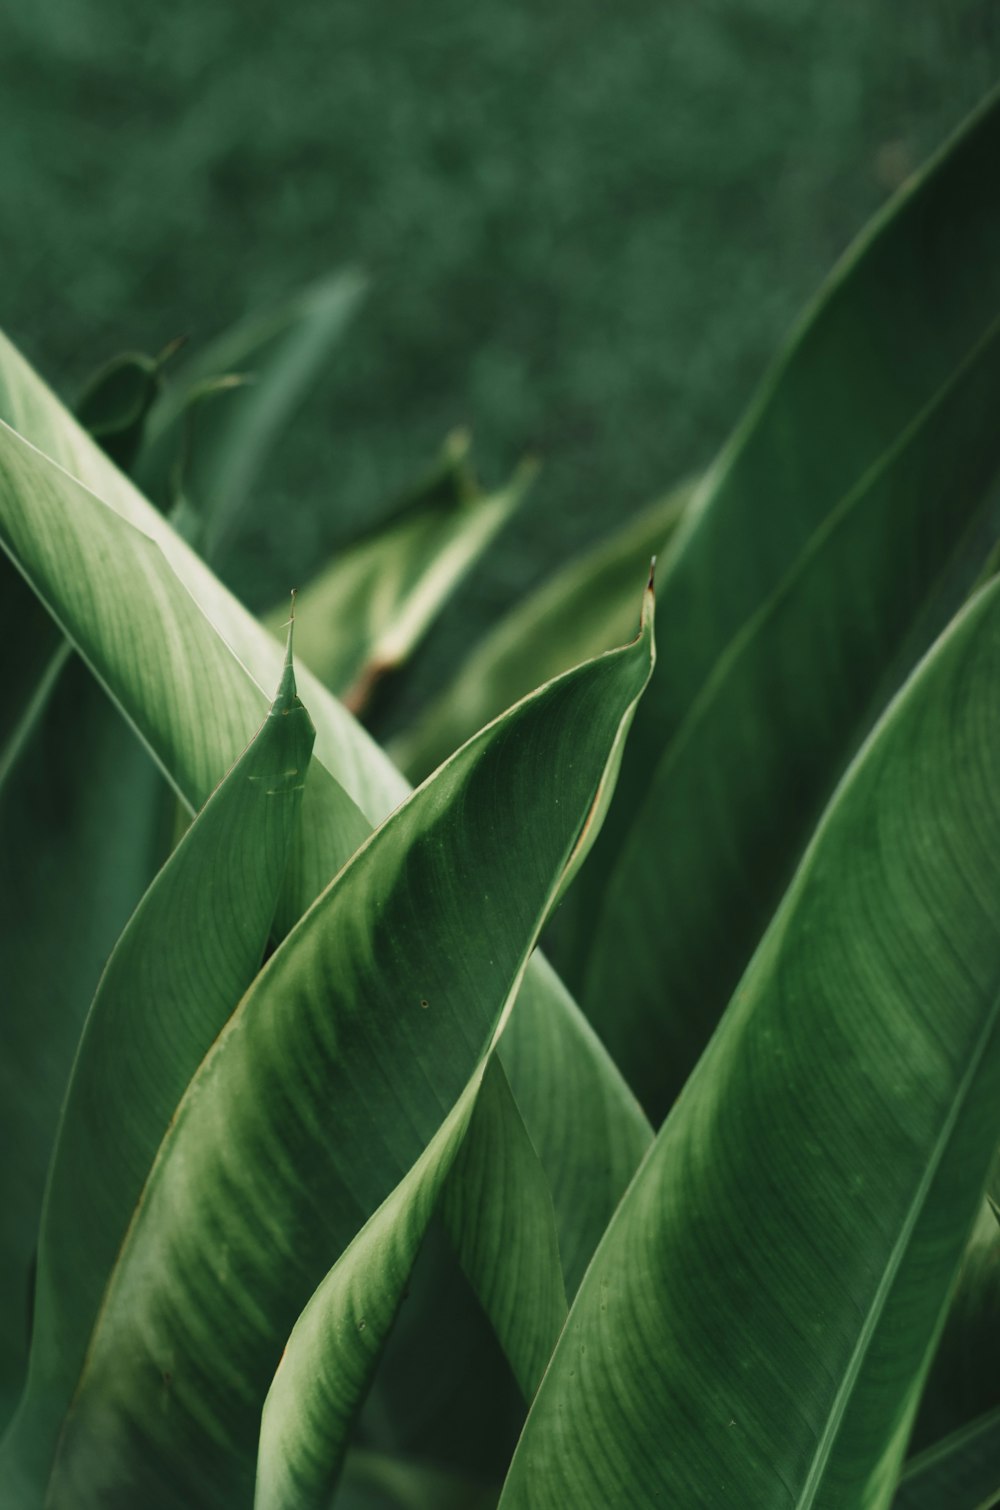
22,595 -> 653,1509
499,575 -> 1000,1508
0,335 -> 652,1413
394,479 -> 691,783
559,87 -> 1000,1117
0,645 -> 313,1501
266,433 -> 532,717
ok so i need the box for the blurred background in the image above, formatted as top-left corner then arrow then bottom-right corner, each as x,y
3,0 -> 999,713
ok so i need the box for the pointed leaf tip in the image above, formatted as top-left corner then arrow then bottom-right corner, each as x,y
275,592 -> 299,710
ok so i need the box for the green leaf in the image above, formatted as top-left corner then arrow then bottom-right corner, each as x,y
440,1057 -> 567,1401
0,326 -> 652,1389
0,363 -> 392,909
895,1410 -> 1000,1510
393,478 -> 691,783
565,86 -> 1000,1119
137,270 -> 365,551
0,342 -> 184,1420
498,574 -> 1000,1509
0,654 -> 168,1425
29,597 -> 653,1509
266,433 -> 532,717
76,339 -> 183,475
0,640 -> 314,1498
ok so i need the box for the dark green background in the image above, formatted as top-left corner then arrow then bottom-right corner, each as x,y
3,0 -> 999,708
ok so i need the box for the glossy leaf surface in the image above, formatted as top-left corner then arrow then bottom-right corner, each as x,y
500,576 -> 1000,1508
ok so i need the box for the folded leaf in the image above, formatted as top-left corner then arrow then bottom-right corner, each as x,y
39,592 -> 653,1509
499,574 -> 1000,1508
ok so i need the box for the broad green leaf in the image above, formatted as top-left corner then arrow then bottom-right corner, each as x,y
0,332 -> 653,1398
393,479 -> 691,783
499,575 -> 1000,1509
0,641 -> 313,1498
137,269 -> 365,551
440,1057 -> 567,1401
266,434 -> 532,718
895,1409 -> 1000,1510
336,1449 -> 497,1509
33,598 -> 653,1509
566,88 -> 1000,1118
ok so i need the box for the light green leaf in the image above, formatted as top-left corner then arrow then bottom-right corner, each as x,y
440,1057 -> 567,1401
499,574 -> 1000,1508
563,86 -> 1000,1119
0,327 -> 407,838
32,596 -> 653,1509
0,329 -> 652,1400
266,433 -> 532,717
0,640 -> 314,1498
394,478 -> 691,783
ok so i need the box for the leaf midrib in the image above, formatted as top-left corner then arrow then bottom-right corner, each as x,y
795,985 -> 1000,1508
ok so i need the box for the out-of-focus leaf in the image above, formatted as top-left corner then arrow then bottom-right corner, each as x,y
76,338 -> 184,474
499,575 -> 1000,1508
440,1057 -> 567,1401
0,642 -> 313,1501
564,88 -> 1000,1119
0,330 -> 652,1417
336,1448 -> 497,1510
138,269 -> 365,550
19,597 -> 654,1509
266,433 -> 532,718
895,1410 -> 1000,1510
394,479 -> 691,783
